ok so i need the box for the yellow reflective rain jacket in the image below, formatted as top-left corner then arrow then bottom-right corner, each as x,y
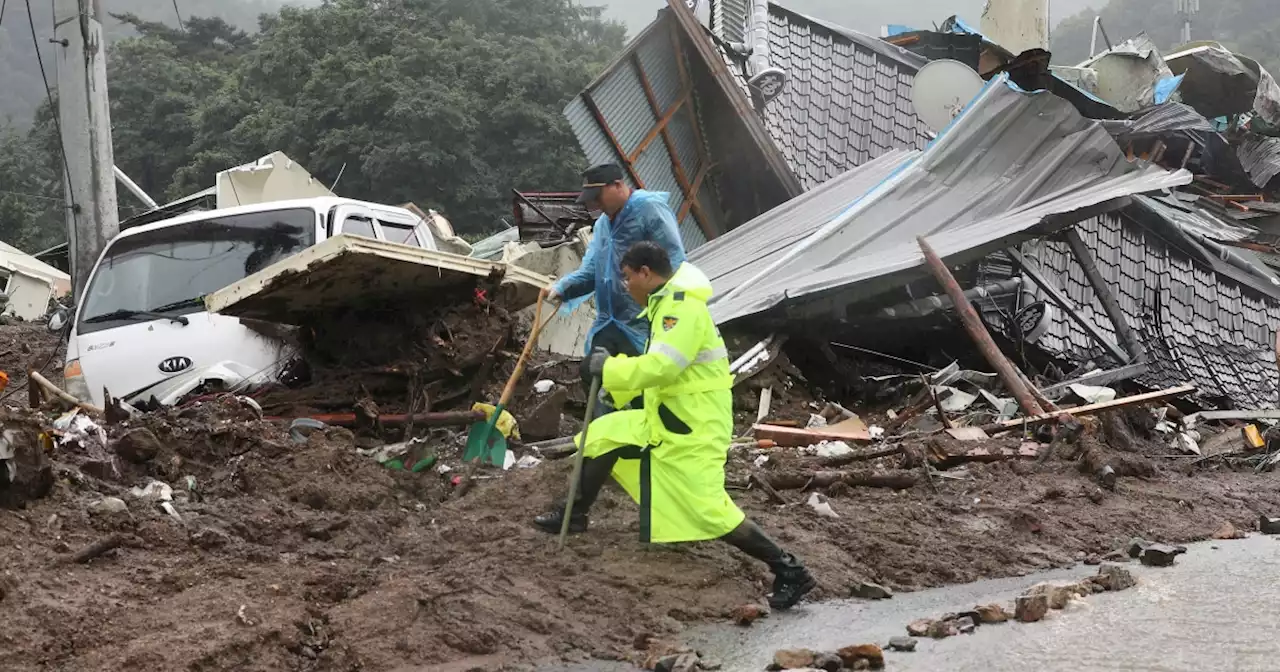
579,261 -> 745,543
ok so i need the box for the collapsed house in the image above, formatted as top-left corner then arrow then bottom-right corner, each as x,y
563,0 -> 1280,412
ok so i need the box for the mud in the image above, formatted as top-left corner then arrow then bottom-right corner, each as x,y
0,380 -> 1278,672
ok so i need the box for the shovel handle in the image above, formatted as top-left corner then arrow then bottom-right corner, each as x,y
497,288 -> 552,408
560,375 -> 602,547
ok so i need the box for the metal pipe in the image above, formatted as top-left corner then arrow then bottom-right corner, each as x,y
1061,229 -> 1146,363
113,165 -> 158,210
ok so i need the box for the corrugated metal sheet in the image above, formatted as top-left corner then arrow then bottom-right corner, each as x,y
1098,102 -> 1217,141
719,4 -> 933,189
689,149 -> 916,294
700,75 -> 1193,325
1236,133 -> 1280,188
563,11 -> 726,251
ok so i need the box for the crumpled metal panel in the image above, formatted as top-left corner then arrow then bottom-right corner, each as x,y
701,75 -> 1192,325
1236,133 -> 1280,188
1099,102 -> 1216,142
689,149 -> 916,295
1077,34 -> 1176,114
985,209 -> 1280,409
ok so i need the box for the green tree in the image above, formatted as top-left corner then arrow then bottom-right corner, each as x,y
162,0 -> 625,233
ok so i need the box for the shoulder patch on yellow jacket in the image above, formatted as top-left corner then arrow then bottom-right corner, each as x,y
662,316 -> 679,331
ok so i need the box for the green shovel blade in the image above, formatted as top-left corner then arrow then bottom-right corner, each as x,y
463,403 -> 509,466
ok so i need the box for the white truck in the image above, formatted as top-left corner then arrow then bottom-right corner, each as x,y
57,197 -> 440,408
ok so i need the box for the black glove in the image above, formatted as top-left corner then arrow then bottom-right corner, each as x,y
587,347 -> 610,378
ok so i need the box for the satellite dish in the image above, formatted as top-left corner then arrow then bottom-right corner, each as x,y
910,59 -> 985,133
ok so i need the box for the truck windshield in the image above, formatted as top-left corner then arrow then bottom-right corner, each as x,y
78,208 -> 316,334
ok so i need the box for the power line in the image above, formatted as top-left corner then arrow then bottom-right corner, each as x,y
23,0 -> 77,223
171,0 -> 185,31
0,189 -> 63,203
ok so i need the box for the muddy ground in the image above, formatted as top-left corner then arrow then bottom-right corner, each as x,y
3,325 -> 1280,671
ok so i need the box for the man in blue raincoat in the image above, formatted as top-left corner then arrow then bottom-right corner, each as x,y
549,163 -> 686,415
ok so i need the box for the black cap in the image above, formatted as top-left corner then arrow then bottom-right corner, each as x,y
576,163 -> 626,205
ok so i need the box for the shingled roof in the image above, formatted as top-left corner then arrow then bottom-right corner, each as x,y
716,2 -> 935,189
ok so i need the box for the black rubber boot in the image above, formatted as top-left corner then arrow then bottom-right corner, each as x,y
721,520 -> 816,610
532,453 -> 620,535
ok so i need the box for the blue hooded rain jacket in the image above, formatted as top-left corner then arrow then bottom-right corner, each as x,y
553,190 -> 687,354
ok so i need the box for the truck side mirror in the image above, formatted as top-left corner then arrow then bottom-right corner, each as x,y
47,308 -> 68,333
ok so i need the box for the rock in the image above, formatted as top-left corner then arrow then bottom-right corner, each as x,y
836,644 -> 884,670
850,581 -> 893,600
654,653 -> 699,672
1102,549 -> 1129,563
974,603 -> 1010,624
191,527 -> 233,550
1014,594 -> 1049,623
633,632 -> 655,650
1139,543 -> 1181,567
887,636 -> 917,652
1094,564 -> 1137,591
812,652 -> 843,671
87,497 -> 128,516
954,616 -> 976,634
1084,554 -> 1103,565
1024,582 -> 1090,610
642,640 -> 692,669
926,620 -> 959,639
699,660 -> 722,671
522,387 -> 569,441
906,619 -> 933,637
1213,522 -> 1246,540
1259,515 -> 1280,535
80,459 -> 118,481
1126,537 -> 1150,558
1074,551 -> 1087,561
771,649 -> 816,669
115,428 -> 162,463
729,603 -> 768,626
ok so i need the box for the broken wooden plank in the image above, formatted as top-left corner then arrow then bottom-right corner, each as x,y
945,427 -> 989,441
753,423 -> 871,446
987,385 -> 1197,430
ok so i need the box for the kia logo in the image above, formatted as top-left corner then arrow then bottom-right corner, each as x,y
158,356 -> 193,374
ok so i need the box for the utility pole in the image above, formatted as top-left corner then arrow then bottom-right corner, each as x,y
53,0 -> 119,299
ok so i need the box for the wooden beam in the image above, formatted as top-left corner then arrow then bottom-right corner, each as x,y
627,92 -> 690,164
1061,228 -> 1146,364
987,385 -> 1197,430
664,0 -> 803,199
918,236 -> 1045,418
631,53 -> 717,241
580,91 -> 644,188
677,161 -> 714,222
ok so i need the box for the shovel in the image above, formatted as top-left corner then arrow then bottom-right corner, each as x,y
463,288 -> 552,467
560,373 -> 602,547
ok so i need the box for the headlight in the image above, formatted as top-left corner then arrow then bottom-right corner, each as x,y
63,359 -> 92,403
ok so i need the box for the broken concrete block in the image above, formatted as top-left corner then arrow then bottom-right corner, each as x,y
1094,564 -> 1137,591
974,603 -> 1010,624
887,636 -> 918,652
1014,594 -> 1049,623
836,644 -> 884,670
771,649 -> 816,669
1139,543 -> 1182,567
1260,515 -> 1280,535
850,581 -> 893,600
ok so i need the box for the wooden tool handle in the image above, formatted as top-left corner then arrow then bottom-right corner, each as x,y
497,288 -> 551,407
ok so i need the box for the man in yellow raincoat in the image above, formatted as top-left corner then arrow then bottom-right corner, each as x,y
534,241 -> 816,610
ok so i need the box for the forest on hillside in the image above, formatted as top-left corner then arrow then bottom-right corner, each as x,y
0,0 -> 625,252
